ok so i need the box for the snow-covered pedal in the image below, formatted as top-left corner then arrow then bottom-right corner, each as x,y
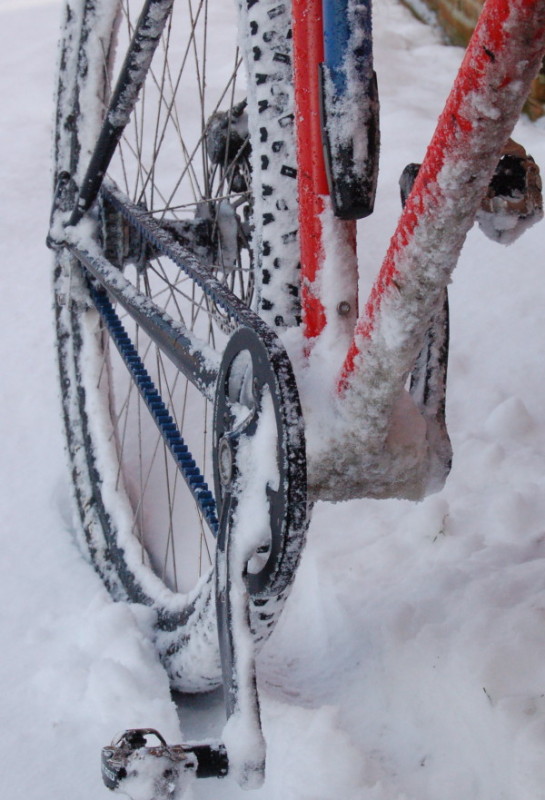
477,138 -> 543,244
101,729 -> 228,797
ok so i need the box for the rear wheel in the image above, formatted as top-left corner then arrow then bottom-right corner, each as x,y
52,0 -> 303,692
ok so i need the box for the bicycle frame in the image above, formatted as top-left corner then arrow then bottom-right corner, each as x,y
50,0 -> 545,505
49,0 -> 545,789
295,0 -> 545,502
52,0 -> 545,504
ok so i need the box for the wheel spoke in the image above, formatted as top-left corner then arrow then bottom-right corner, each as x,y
67,0 -> 253,595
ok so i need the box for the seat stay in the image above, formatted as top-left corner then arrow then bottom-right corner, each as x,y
68,0 -> 175,226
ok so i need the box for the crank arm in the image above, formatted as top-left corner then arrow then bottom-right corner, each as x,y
212,326 -> 309,788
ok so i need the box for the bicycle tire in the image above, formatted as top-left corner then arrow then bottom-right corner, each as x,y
52,0 -> 303,692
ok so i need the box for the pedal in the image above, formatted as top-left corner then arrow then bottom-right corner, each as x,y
101,729 -> 228,797
477,138 -> 543,244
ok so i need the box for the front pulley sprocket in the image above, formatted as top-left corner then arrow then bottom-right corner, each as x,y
211,325 -> 308,785
212,325 -> 308,599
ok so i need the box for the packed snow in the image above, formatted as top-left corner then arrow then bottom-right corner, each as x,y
3,0 -> 545,798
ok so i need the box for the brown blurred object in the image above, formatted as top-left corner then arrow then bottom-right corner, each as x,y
401,0 -> 545,118
476,139 -> 543,244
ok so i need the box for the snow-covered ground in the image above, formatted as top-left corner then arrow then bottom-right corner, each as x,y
3,0 -> 545,798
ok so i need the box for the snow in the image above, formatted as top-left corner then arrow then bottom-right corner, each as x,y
4,0 -> 545,798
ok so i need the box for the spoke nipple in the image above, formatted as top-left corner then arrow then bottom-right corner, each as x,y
337,301 -> 351,317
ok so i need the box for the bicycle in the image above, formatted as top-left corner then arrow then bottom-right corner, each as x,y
47,0 -> 545,793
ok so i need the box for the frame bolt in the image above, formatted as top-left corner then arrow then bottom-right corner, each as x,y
337,301 -> 351,317
218,436 -> 234,488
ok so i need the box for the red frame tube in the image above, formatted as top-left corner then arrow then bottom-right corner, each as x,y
339,0 -> 545,393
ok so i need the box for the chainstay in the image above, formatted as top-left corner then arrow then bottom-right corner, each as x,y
101,180 -> 281,338
91,285 -> 219,535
